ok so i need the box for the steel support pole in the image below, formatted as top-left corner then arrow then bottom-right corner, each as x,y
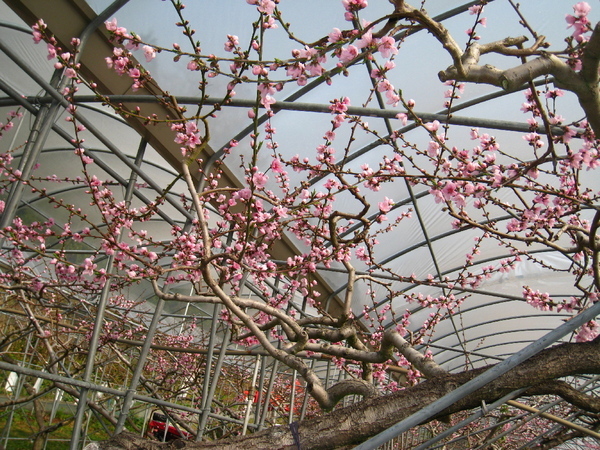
9,94 -> 565,137
288,370 -> 297,425
108,133 -> 174,435
194,303 -> 222,441
257,359 -> 278,430
0,68 -> 63,233
254,355 -> 267,427
196,327 -> 231,440
299,359 -> 315,421
113,297 -> 165,434
69,131 -> 143,447
354,301 -> 600,449
242,355 -> 261,436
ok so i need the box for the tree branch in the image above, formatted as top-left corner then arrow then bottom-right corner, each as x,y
381,330 -> 447,378
525,379 -> 600,413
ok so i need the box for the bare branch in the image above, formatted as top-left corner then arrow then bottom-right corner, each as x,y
381,330 -> 447,378
526,380 -> 600,413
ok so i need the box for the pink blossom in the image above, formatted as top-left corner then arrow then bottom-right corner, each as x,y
306,62 -> 324,77
328,28 -> 343,43
378,197 -> 394,213
385,90 -> 399,106
342,0 -> 368,12
258,83 -> 276,110
262,16 -> 278,29
142,45 -> 156,62
356,30 -> 373,49
329,97 -> 350,114
82,257 -> 97,276
523,132 -> 544,148
338,45 -> 359,64
566,2 -> 591,41
396,113 -> 408,126
573,1 -> 591,17
47,43 -> 57,60
128,68 -> 141,78
224,35 -> 239,52
324,178 -> 340,190
270,158 -> 285,173
427,140 -> 440,157
31,19 -> 45,43
424,120 -> 440,132
355,247 -> 370,262
252,171 -> 268,188
468,5 -> 483,15
257,0 -> 276,15
375,80 -> 391,95
576,320 -> 599,342
377,36 -> 398,58
105,18 -> 118,32
523,287 -> 552,311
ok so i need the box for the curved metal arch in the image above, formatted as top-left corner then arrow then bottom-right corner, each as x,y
368,243 -> 578,326
432,325 -> 562,369
425,309 -> 568,345
428,308 -> 567,347
0,84 -> 194,226
415,300 -> 574,362
443,337 -> 567,371
15,145 -> 187,194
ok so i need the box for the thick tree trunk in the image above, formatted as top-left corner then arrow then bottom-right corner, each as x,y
93,338 -> 600,450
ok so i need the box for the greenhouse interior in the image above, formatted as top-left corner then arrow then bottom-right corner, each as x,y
1,0 -> 600,448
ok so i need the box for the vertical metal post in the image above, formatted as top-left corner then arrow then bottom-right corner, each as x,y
196,327 -> 231,439
257,359 -> 278,430
194,303 -> 222,441
113,298 -> 165,434
299,359 -> 315,421
0,68 -> 63,233
254,355 -> 267,426
0,333 -> 34,447
70,137 -> 146,447
288,370 -> 297,425
196,266 -> 246,440
242,355 -> 261,436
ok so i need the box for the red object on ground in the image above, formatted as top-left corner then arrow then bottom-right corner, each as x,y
147,411 -> 193,441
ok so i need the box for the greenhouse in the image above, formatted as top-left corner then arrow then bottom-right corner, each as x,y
1,0 -> 600,448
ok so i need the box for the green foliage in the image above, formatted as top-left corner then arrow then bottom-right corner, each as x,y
0,407 -> 112,449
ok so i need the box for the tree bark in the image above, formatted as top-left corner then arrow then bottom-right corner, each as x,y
93,337 -> 600,450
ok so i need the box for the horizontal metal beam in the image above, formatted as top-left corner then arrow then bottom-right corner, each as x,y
0,95 -> 565,136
